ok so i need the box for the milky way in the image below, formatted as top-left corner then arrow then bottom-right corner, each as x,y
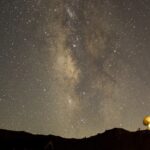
0,0 -> 150,138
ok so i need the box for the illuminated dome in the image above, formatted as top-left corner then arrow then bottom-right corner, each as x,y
143,116 -> 150,130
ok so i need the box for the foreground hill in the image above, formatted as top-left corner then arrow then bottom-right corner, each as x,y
0,128 -> 150,150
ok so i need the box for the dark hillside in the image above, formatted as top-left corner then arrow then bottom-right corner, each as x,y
0,128 -> 150,150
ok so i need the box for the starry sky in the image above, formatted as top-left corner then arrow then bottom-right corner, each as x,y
0,0 -> 150,138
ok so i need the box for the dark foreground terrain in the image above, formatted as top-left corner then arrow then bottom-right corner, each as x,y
0,128 -> 150,150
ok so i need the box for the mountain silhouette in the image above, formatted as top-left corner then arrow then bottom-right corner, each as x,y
0,128 -> 150,150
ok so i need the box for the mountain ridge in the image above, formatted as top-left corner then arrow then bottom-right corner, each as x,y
0,128 -> 149,150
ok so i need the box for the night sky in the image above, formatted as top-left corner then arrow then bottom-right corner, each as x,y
0,0 -> 150,138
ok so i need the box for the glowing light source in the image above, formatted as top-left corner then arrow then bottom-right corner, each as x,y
143,116 -> 150,130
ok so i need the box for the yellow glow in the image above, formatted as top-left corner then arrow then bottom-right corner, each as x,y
143,116 -> 150,130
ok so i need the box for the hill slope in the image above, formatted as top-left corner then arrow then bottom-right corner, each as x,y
0,128 -> 150,150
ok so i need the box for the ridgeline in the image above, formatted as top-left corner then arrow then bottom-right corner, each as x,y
0,128 -> 150,150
